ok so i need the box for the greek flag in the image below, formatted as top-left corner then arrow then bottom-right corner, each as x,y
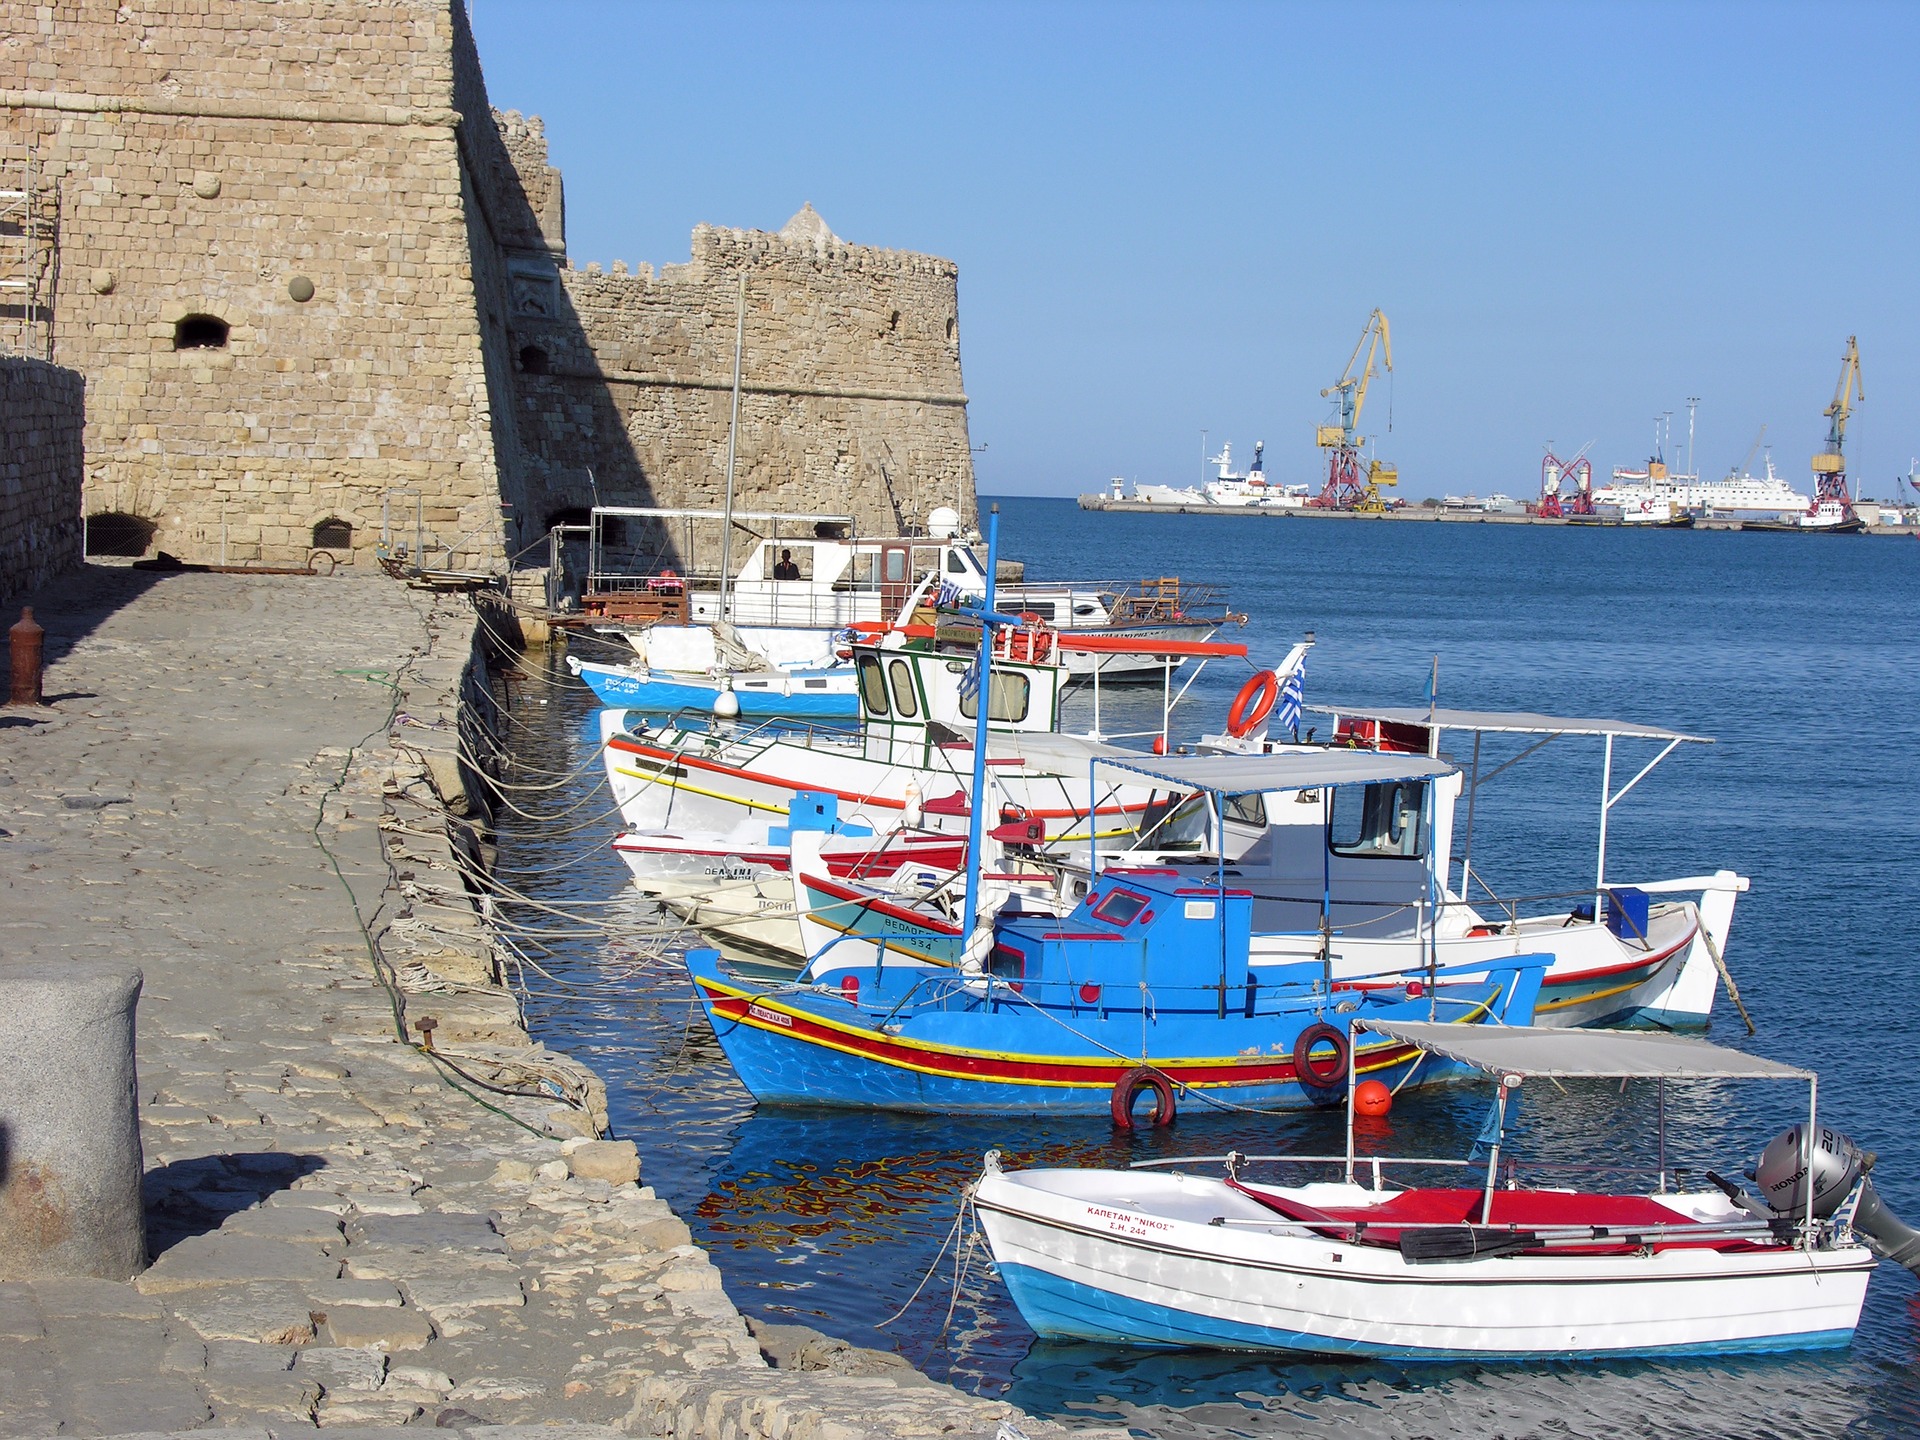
1276,661 -> 1304,737
958,654 -> 983,704
934,580 -> 966,610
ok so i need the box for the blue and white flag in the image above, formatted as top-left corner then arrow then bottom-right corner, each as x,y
934,580 -> 966,610
958,654 -> 983,704
1276,661 -> 1304,737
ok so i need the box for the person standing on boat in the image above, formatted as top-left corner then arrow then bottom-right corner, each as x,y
773,549 -> 802,580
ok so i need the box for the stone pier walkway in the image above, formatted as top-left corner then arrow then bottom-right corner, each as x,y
0,567 -> 1097,1440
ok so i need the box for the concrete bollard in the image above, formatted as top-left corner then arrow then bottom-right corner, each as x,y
0,962 -> 147,1280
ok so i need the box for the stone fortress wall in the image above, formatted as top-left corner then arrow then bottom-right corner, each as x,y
0,0 -> 975,571
0,0 -> 524,569
0,355 -> 85,600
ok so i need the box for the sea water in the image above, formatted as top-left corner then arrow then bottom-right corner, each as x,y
500,498 -> 1920,1438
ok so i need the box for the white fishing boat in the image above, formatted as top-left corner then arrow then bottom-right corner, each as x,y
973,1024 -> 1920,1359
1202,442 -> 1310,509
1111,477 -> 1209,507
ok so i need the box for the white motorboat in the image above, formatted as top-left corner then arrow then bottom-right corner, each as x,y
580,504 -> 1237,682
973,1023 -> 1920,1359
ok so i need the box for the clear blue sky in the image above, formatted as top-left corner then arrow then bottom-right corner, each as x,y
470,1 -> 1919,501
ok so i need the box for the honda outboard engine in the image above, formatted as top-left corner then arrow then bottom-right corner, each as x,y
1753,1125 -> 1866,1218
1751,1125 -> 1920,1275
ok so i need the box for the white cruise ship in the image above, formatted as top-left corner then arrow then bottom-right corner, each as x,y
1592,453 -> 1811,520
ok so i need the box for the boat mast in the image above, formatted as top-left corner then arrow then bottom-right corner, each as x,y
717,272 -> 747,621
959,506 -> 1001,953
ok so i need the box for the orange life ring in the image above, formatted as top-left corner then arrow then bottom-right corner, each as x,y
1109,1065 -> 1178,1130
1292,1022 -> 1350,1092
1227,669 -> 1281,737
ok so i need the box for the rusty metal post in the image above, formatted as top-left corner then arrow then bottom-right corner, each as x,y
8,607 -> 45,706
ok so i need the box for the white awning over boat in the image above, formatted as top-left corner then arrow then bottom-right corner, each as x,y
1360,1022 -> 1810,1080
1096,750 -> 1453,796
1305,705 -> 1711,744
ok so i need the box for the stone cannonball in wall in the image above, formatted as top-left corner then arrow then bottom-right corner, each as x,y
192,171 -> 221,199
89,269 -> 115,295
288,275 -> 315,303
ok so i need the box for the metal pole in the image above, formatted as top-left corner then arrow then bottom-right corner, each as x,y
1596,733 -> 1614,916
1460,731 -> 1481,901
1657,1079 -> 1667,1192
414,495 -> 424,571
959,506 -> 1000,948
717,271 -> 747,622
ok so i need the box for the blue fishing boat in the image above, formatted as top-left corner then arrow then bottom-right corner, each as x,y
682,875 -> 1545,1118
567,655 -> 859,720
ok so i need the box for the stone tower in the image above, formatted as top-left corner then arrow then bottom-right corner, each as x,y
0,0 -> 976,571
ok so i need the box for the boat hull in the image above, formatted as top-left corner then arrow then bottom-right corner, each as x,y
973,1169 -> 1874,1359
574,658 -> 858,719
684,949 -> 1537,1116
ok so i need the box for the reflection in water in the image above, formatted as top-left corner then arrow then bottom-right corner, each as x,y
501,505 -> 1920,1438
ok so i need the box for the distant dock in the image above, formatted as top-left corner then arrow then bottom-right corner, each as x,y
1076,494 -> 1920,536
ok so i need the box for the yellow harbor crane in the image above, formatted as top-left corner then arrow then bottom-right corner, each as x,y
1810,335 -> 1864,515
1311,309 -> 1398,511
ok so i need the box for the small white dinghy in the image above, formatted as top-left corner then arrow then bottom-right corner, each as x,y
972,1023 -> 1920,1360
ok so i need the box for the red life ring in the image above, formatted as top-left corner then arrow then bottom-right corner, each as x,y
1292,1022 -> 1350,1091
1227,669 -> 1281,737
1109,1065 -> 1178,1129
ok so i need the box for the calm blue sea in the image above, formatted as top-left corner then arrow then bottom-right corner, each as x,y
500,498 -> 1920,1438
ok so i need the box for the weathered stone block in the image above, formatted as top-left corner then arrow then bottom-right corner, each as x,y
564,1139 -> 640,1186
320,1302 -> 434,1352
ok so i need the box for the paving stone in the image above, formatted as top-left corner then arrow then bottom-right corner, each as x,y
320,1304 -> 434,1353
0,1287 -> 44,1340
292,1344 -> 387,1392
62,1375 -> 212,1433
170,1282 -> 319,1345
306,1278 -> 404,1309
400,1272 -> 525,1320
449,1375 -> 549,1403
204,1339 -> 298,1373
315,1395 -> 424,1426
220,1206 -> 347,1245
563,1140 -> 640,1186
30,1277 -> 162,1321
343,1210 -> 505,1252
138,1232 -> 343,1293
200,1370 -> 323,1415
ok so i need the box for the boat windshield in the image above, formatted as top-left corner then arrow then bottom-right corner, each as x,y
1328,780 -> 1427,860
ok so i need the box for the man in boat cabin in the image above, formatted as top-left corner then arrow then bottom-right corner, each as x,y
772,549 -> 802,580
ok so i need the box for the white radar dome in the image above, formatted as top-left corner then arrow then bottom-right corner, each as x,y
927,506 -> 963,539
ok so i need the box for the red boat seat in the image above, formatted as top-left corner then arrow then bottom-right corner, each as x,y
1229,1182 -> 1753,1253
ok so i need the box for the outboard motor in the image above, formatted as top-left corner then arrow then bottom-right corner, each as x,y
1751,1125 -> 1920,1275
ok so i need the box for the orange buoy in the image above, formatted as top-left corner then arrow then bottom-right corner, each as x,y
1354,1079 -> 1392,1118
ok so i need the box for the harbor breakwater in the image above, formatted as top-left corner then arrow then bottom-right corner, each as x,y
1078,493 -> 1920,534
0,566 -> 1098,1440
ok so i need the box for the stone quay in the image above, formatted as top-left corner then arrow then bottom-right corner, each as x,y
0,565 -> 1111,1440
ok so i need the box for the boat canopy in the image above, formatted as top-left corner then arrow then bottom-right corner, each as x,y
1305,705 -> 1711,745
589,505 -> 854,526
1097,749 -> 1453,797
1359,1021 -> 1809,1080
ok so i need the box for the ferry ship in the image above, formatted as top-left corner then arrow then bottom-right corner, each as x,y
1593,453 -> 1811,522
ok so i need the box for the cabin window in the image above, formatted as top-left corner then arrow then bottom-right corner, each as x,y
886,658 -> 919,717
1225,793 -> 1268,827
1135,793 -> 1210,851
1020,600 -> 1056,621
988,944 -> 1026,981
958,671 -> 1031,724
173,314 -> 229,350
768,545 -> 810,581
1091,888 -> 1149,926
1328,781 -> 1428,860
882,549 -> 911,584
856,653 -> 890,715
946,551 -> 969,574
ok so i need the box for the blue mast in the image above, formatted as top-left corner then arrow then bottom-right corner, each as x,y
959,505 -> 1000,949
